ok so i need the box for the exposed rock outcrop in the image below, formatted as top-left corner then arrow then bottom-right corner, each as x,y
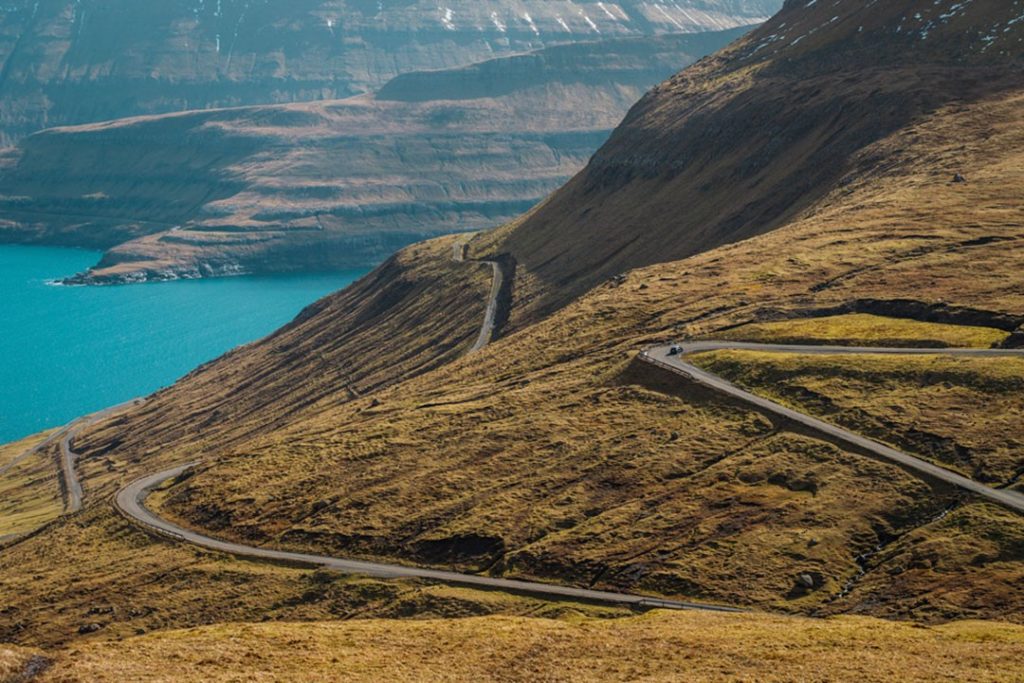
0,0 -> 779,144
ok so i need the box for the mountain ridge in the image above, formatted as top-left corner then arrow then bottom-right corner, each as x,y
0,0 -> 779,144
0,29 -> 749,283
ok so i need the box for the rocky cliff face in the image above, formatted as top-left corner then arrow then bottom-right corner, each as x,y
0,0 -> 779,144
0,29 -> 748,283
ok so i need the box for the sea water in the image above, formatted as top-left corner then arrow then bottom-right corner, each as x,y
0,245 -> 368,443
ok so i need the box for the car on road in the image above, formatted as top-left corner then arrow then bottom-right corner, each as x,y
668,345 -> 683,356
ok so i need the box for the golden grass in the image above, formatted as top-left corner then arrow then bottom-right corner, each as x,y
0,432 -> 62,537
0,430 -> 50,469
0,644 -> 45,681
2,23 -> 1023,651
689,350 -> 1024,484
715,313 -> 1010,348
31,611 -> 1024,682
0,501 -> 624,649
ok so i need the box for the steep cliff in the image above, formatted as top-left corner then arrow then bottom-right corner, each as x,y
0,29 -> 748,283
0,0 -> 779,144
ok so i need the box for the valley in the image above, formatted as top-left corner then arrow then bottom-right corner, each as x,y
1,0 -> 1023,678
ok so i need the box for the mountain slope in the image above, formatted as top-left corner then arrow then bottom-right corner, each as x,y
2,0 -> 1024,650
480,0 -> 1024,324
0,0 -> 779,144
0,30 -> 747,283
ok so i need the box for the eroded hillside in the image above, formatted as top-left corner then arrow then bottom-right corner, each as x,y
0,30 -> 746,283
0,0 -> 779,144
1,0 -> 1023,660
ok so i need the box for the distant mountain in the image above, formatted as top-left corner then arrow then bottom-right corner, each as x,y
0,29 -> 748,283
0,0 -> 779,144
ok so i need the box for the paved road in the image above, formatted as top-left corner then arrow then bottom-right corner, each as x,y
57,400 -> 143,514
106,241 -> 738,613
640,342 -> 1024,515
115,463 -> 741,613
452,234 -> 505,353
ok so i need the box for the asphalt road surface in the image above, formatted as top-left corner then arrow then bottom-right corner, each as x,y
57,400 -> 142,514
641,342 -> 1024,515
107,245 -> 734,613
115,463 -> 742,612
452,234 -> 505,353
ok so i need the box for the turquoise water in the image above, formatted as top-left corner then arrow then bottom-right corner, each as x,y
0,245 -> 368,443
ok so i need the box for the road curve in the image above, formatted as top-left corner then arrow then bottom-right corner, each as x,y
106,238 -> 735,613
452,234 -> 505,353
115,463 -> 742,613
640,342 -> 1024,515
57,400 -> 143,514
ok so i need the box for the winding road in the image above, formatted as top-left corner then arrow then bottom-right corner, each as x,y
35,247 -> 1024,614
452,234 -> 504,353
114,463 -> 740,612
106,239 -> 739,612
58,400 -> 142,514
640,342 -> 1024,515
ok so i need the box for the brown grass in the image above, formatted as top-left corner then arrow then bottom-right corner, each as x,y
713,313 -> 1010,348
29,612 -> 1024,683
689,350 -> 1024,484
2,0 -> 1023,652
0,432 -> 62,537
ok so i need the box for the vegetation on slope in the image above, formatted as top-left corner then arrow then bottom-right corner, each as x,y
75,235 -> 493,462
0,432 -> 61,538
11,612 -> 1024,683
713,313 -> 1011,348
689,349 -> 1024,484
0,499 -> 620,648
2,0 -> 1024,656
478,0 -> 1024,325
134,71 -> 1024,624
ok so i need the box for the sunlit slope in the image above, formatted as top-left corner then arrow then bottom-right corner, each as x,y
147,82 -> 1024,622
2,0 -> 1023,650
11,612 -> 1024,683
481,0 -> 1024,324
76,235 -> 493,462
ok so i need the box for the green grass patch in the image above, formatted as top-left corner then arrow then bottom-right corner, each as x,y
715,314 -> 1009,348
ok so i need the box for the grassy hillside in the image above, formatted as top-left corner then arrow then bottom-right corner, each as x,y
139,74 -> 1024,622
1,0 -> 1023,660
9,612 -> 1024,682
689,348 -> 1024,484
0,432 -> 61,539
481,0 -> 1024,325
76,235 -> 493,460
